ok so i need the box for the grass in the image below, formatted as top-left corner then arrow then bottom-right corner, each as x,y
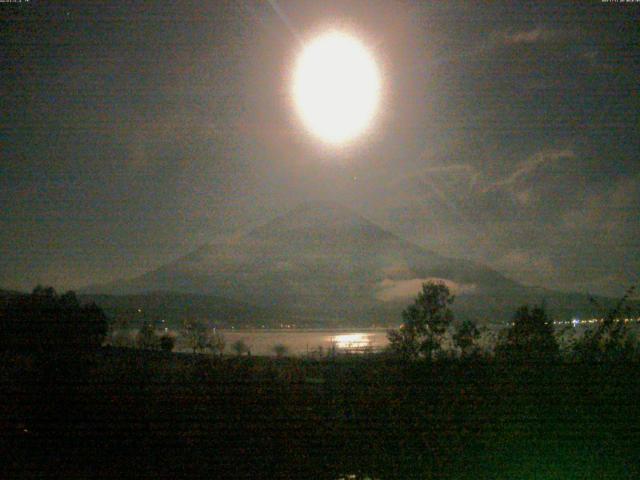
2,347 -> 639,479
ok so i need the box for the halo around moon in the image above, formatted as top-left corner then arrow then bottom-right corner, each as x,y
292,31 -> 381,145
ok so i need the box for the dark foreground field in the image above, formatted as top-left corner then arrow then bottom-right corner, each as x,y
2,348 -> 639,479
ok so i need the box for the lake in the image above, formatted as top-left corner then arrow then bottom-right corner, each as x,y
128,321 -> 627,356
214,328 -> 390,356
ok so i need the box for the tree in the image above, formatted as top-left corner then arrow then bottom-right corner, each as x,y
387,281 -> 455,360
272,343 -> 289,358
231,339 -> 249,356
159,334 -> 175,352
182,318 -> 208,353
387,324 -> 420,359
495,305 -> 559,362
107,314 -> 131,346
574,285 -> 638,362
111,330 -> 135,348
453,319 -> 480,358
0,287 -> 108,352
208,331 -> 226,356
136,321 -> 159,350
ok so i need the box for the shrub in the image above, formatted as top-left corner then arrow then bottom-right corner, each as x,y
136,321 -> 159,350
231,339 -> 250,356
273,343 -> 289,358
160,334 -> 176,352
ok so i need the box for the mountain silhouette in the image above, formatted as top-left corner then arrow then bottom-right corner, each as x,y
84,202 -> 617,325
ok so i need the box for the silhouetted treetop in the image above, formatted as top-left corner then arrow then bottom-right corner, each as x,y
388,281 -> 455,360
0,286 -> 108,352
453,319 -> 480,357
495,305 -> 559,362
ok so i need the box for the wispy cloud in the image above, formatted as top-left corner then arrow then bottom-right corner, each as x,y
562,173 -> 640,231
377,277 -> 477,302
483,149 -> 576,193
497,27 -> 562,46
376,277 -> 477,302
427,26 -> 574,68
389,148 -> 575,209
415,163 -> 481,183
494,250 -> 558,279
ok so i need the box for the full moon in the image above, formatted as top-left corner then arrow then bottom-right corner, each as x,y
293,31 -> 381,145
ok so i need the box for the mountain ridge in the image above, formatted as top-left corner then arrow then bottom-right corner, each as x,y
80,202 -> 626,325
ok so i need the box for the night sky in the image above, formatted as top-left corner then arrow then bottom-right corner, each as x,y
2,1 -> 638,296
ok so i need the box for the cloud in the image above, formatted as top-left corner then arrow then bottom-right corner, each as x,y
429,26 -> 573,67
483,149 -> 576,193
498,27 -> 561,45
385,148 -> 576,222
580,49 -> 614,71
380,161 -> 484,227
589,179 -> 640,244
494,250 -> 558,280
562,173 -> 640,232
381,262 -> 414,279
567,274 -> 640,298
413,163 -> 482,191
376,277 -> 477,302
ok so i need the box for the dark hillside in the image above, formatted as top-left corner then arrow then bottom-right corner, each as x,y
2,349 -> 639,478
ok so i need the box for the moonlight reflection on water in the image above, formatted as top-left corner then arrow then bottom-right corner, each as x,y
330,333 -> 373,350
210,329 -> 387,356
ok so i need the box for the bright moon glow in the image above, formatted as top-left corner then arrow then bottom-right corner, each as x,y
293,31 -> 381,145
